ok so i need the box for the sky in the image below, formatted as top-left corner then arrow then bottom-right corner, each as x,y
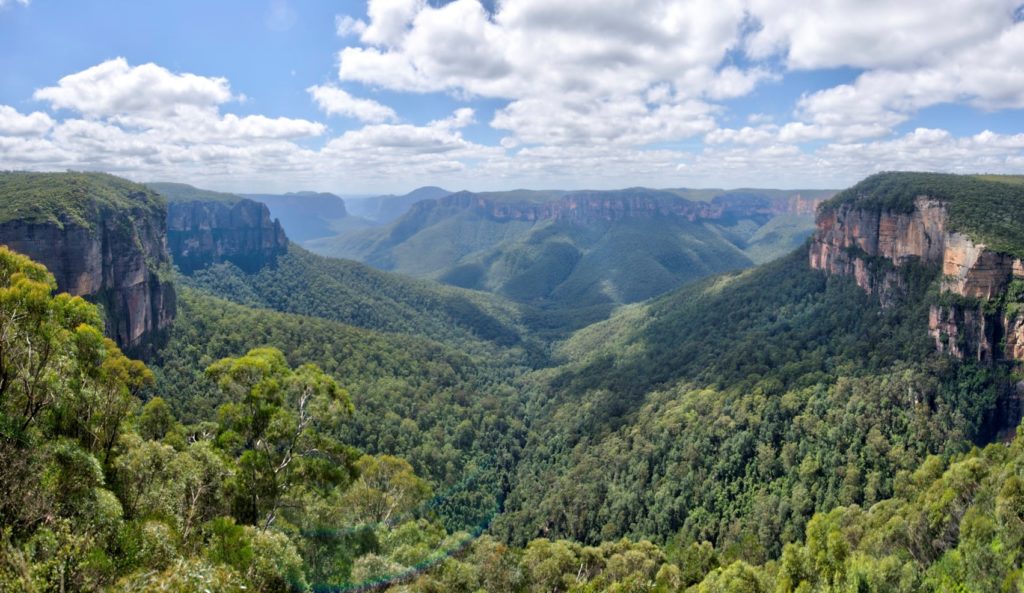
1,0 -> 1024,194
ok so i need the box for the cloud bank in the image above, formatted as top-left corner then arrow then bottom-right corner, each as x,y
2,1 -> 1024,192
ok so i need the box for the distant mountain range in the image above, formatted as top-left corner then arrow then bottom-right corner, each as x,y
344,186 -> 453,224
306,186 -> 835,309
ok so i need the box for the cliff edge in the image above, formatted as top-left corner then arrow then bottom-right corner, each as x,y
149,182 -> 289,274
0,172 -> 176,358
809,172 -> 1024,362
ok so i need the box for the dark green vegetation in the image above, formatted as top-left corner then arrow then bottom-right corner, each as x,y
4,170 -> 1024,592
157,288 -> 525,533
145,181 -> 242,204
0,247 -> 473,591
181,244 -> 536,354
824,172 -> 1024,258
440,216 -> 751,306
5,240 -> 1023,592
0,172 -> 164,228
496,249 -> 1013,555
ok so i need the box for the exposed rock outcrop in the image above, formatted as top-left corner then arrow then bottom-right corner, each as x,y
416,190 -> 828,226
809,196 -> 1024,362
0,204 -> 176,359
167,199 -> 288,274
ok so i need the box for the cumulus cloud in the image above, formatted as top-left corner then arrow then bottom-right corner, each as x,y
336,0 -> 748,145
6,2 -> 1024,192
307,84 -> 398,123
34,58 -> 232,117
787,23 -> 1024,140
0,105 -> 54,136
746,0 -> 1020,69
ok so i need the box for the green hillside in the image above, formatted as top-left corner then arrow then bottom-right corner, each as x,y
494,247 -> 1013,555
309,192 -> 768,310
740,213 -> 821,264
181,244 -> 538,357
156,288 -> 524,533
0,171 -> 165,228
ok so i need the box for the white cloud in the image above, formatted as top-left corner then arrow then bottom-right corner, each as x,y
788,23 -> 1024,140
0,0 -> 30,7
336,15 -> 367,37
336,0 -> 748,145
6,4 -> 1024,193
307,84 -> 398,123
745,0 -> 1020,70
493,95 -> 716,146
1,59 -> 326,189
360,0 -> 425,47
0,105 -> 54,136
34,58 -> 233,117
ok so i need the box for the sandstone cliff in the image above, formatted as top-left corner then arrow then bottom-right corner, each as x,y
166,199 -> 288,274
414,189 -> 827,226
809,191 -> 1024,362
0,174 -> 176,358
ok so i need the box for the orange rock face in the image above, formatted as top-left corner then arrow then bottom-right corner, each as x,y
809,196 -> 1024,362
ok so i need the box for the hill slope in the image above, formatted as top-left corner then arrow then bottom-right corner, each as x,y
309,188 -> 831,308
181,244 -> 538,357
494,173 -> 1024,553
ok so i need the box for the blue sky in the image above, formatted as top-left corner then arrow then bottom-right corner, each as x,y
1,0 -> 1023,194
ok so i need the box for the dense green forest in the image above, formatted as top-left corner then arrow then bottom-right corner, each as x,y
0,172 -> 165,228
5,243 -> 1024,591
3,171 -> 1024,592
307,188 -> 822,311
181,245 -> 541,355
493,248 -> 1014,553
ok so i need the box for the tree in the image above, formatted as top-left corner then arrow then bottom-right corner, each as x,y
0,246 -> 101,440
341,454 -> 431,527
206,347 -> 352,529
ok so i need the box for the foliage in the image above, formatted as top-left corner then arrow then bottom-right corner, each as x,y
495,248 -> 1010,553
155,288 -> 525,532
0,172 -> 165,230
182,245 -> 537,354
309,192 -> 782,310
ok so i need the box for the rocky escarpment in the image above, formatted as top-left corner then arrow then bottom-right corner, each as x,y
415,189 -> 828,226
0,177 -> 176,359
166,199 -> 288,274
809,195 -> 1024,362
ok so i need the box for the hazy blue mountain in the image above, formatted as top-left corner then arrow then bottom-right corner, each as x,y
345,186 -> 453,223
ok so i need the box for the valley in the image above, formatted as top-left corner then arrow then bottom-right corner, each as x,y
1,171 -> 1023,592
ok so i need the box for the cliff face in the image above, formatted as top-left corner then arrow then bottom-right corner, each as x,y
809,198 -> 1024,362
417,190 -> 828,226
166,199 -> 288,274
0,204 -> 176,358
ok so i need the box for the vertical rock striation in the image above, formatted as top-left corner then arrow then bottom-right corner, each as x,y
0,198 -> 176,359
809,196 -> 1024,362
166,199 -> 288,274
